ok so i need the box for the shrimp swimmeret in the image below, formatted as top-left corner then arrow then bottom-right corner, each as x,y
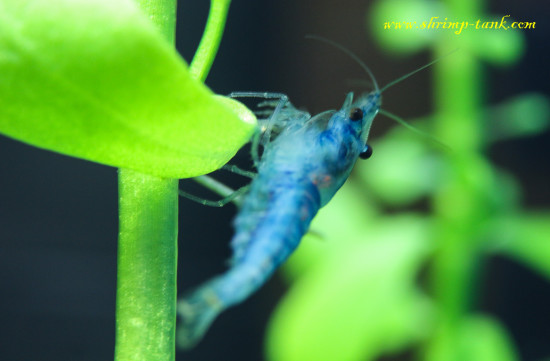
177,41 -> 442,348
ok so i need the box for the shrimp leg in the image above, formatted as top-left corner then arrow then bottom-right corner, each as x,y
221,164 -> 255,178
180,165 -> 255,207
179,175 -> 248,207
228,92 -> 290,165
178,183 -> 249,207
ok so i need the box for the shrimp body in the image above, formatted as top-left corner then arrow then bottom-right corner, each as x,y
178,91 -> 381,348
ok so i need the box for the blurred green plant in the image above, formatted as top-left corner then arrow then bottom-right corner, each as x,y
266,1 -> 549,361
0,1 -> 253,360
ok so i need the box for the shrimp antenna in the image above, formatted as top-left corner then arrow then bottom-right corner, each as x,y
379,109 -> 452,152
380,49 -> 459,93
305,35 -> 379,93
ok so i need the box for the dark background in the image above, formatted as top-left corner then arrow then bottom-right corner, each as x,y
0,0 -> 548,360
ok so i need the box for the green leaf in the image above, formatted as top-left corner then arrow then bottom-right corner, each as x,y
466,15 -> 525,66
267,215 -> 435,361
486,93 -> 550,143
495,213 -> 550,280
368,0 -> 442,54
0,0 -> 256,178
426,315 -> 519,361
356,126 -> 441,206
459,316 -> 519,361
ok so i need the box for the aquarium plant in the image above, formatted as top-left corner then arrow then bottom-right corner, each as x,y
0,0 -> 253,360
266,1 -> 549,361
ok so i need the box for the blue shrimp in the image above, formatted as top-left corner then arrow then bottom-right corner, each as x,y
177,88 -> 379,347
177,40 -> 443,348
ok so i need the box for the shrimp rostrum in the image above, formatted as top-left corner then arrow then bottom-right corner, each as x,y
177,89 -> 380,348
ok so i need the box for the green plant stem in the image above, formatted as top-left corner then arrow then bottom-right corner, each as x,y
115,1 -> 178,361
189,0 -> 231,82
114,0 -> 232,359
427,0 -> 485,359
115,169 -> 179,361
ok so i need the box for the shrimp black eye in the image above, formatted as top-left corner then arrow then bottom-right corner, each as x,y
349,108 -> 363,121
359,144 -> 373,159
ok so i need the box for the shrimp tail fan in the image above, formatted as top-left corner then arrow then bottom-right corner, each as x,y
177,280 -> 224,349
